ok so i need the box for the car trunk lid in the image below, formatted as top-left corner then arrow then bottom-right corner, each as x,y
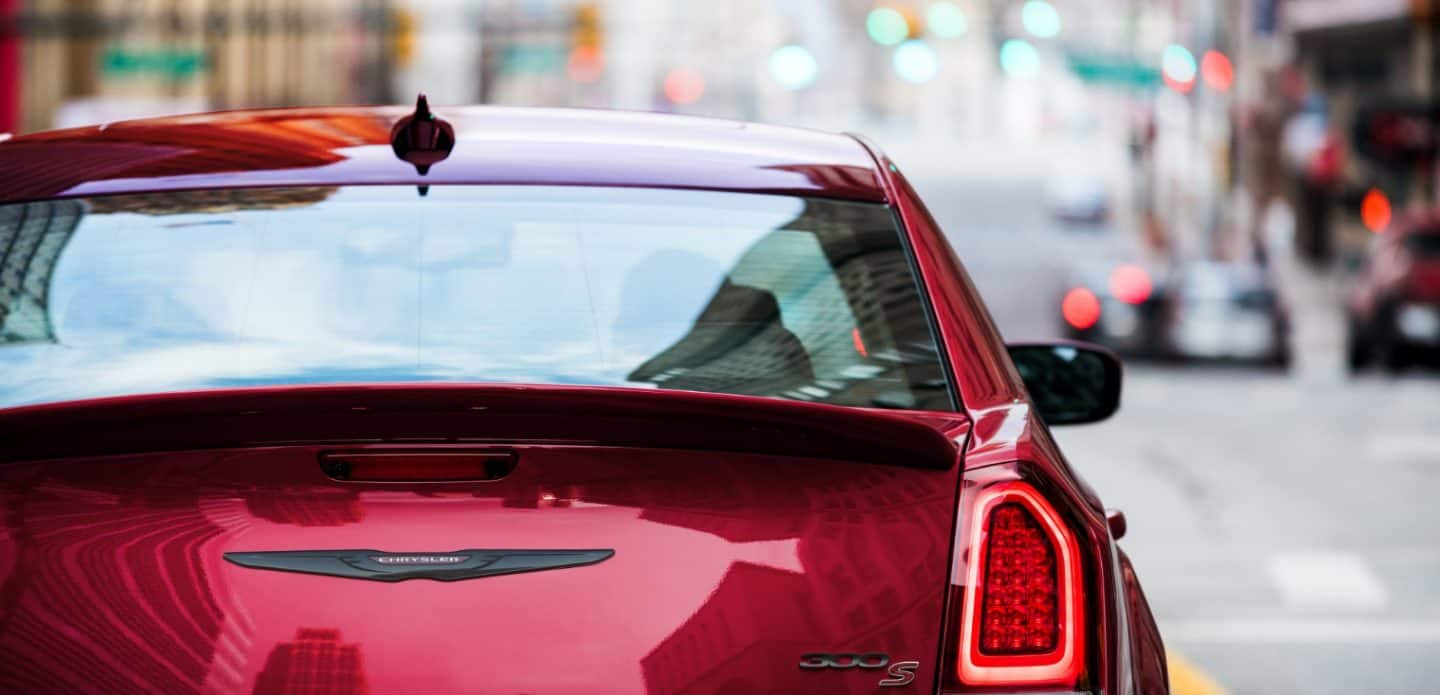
0,386 -> 968,694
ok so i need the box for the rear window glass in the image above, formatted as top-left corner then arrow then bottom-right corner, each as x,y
0,186 -> 953,411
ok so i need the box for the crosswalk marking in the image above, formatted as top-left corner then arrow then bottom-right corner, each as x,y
1366,434 -> 1440,463
1266,551 -> 1389,610
1165,619 -> 1440,644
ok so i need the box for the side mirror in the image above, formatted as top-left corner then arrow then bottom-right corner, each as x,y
1008,342 -> 1122,425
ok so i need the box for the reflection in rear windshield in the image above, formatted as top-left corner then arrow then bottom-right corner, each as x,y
0,186 -> 952,411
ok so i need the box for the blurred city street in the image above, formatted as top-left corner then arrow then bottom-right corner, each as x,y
887,134 -> 1440,694
3,0 -> 1439,693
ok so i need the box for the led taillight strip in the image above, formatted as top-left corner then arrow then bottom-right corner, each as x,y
958,482 -> 1085,687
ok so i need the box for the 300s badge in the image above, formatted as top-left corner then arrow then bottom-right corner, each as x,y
799,653 -> 919,687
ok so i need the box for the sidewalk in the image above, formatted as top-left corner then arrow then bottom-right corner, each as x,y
1271,255 -> 1348,383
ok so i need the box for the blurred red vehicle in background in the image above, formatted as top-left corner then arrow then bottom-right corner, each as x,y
1347,207 -> 1440,372
0,101 -> 1166,694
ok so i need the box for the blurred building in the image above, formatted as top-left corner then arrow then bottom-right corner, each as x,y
0,199 -> 81,344
3,0 -> 397,133
0,0 -> 1021,135
0,464 -> 255,693
253,628 -> 370,695
245,489 -> 366,527
1282,0 -> 1438,260
639,465 -> 954,694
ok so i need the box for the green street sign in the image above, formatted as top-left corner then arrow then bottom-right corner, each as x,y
102,48 -> 208,79
1067,53 -> 1161,89
501,44 -> 565,75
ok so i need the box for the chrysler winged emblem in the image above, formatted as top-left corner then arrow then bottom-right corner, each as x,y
224,549 -> 613,582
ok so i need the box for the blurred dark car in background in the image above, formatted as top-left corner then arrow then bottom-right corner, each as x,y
1060,261 -> 1169,357
1061,261 -> 1289,369
1164,261 -> 1290,369
1347,209 -> 1440,372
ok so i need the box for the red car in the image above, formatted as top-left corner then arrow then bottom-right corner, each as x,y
1347,207 -> 1440,372
0,99 -> 1166,694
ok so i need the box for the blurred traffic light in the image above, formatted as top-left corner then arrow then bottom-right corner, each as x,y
769,45 -> 818,90
567,46 -> 603,84
390,9 -> 416,68
1021,1 -> 1062,39
893,40 -> 939,84
1362,188 -> 1392,234
867,6 -> 920,46
867,7 -> 910,46
569,3 -> 603,83
1000,39 -> 1041,78
663,68 -> 705,105
1200,50 -> 1234,92
926,2 -> 967,38
1161,44 -> 1197,93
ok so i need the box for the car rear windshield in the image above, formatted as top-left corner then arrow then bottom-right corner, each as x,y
0,186 -> 953,411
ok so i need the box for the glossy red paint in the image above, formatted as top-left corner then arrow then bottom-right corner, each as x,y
0,439 -> 964,694
0,106 -> 885,205
0,106 -> 1167,694
860,141 -> 1164,693
0,383 -> 965,469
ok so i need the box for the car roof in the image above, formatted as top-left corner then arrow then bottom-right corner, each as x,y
0,105 -> 887,205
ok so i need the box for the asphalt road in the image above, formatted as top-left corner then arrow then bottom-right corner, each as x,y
895,141 -> 1440,695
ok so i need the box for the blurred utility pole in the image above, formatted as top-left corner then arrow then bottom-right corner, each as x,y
0,0 -> 17,133
392,0 -> 480,105
1418,0 -> 1439,202
606,0 -> 666,111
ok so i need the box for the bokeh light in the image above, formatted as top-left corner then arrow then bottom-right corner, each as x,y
1162,44 -> 1197,92
927,2 -> 967,39
1201,50 -> 1234,92
1362,188 -> 1392,233
1021,1 -> 1062,39
1108,265 -> 1154,305
1062,287 -> 1101,330
893,40 -> 940,84
1000,39 -> 1041,78
662,68 -> 705,105
769,44 -> 819,90
566,46 -> 603,84
866,7 -> 910,46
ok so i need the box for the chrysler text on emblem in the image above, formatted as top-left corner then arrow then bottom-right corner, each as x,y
373,555 -> 469,565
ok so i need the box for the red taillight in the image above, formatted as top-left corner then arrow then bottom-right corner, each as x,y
980,503 -> 1059,654
958,482 -> 1084,687
1062,287 -> 1101,330
1108,264 -> 1152,305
